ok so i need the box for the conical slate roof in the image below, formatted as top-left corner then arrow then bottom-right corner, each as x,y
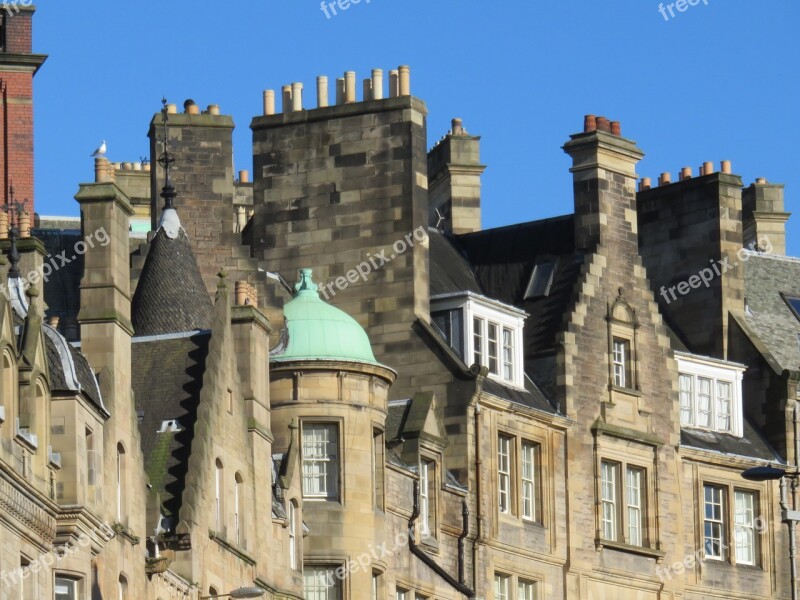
131,209 -> 213,337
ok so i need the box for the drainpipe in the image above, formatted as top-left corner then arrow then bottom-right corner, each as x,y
781,476 -> 798,600
458,500 -> 469,585
473,403 -> 483,593
408,480 -> 475,598
471,367 -> 488,593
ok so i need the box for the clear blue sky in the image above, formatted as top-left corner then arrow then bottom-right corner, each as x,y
32,0 -> 800,255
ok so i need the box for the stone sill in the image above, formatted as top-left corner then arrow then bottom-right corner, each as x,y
596,538 -> 665,561
209,530 -> 256,566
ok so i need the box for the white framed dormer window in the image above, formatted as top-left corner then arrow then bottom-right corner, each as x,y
676,353 -> 745,437
431,292 -> 526,388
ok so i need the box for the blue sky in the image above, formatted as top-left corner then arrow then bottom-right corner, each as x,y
32,0 -> 800,255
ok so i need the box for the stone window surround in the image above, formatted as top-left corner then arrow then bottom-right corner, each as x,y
495,428 -> 543,526
594,443 -> 657,555
300,419 -> 343,503
418,452 -> 439,543
490,565 -> 541,600
606,300 -> 640,395
302,563 -> 344,599
698,476 -> 763,567
599,459 -> 647,547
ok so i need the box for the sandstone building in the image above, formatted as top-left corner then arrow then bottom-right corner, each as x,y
1,6 -> 799,600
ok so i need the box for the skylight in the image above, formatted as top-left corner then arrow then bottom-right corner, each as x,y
524,262 -> 556,299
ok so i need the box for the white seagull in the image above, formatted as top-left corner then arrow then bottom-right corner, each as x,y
90,140 -> 107,157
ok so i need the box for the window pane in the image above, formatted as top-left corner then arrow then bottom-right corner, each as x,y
420,460 -> 432,536
289,503 -> 297,570
55,578 -> 78,600
502,328 -> 514,381
522,442 -> 536,521
433,309 -> 463,359
716,381 -> 732,432
612,339 -> 629,388
679,374 -> 694,425
303,567 -> 341,600
473,317 -> 484,367
626,467 -> 644,546
488,323 -> 499,374
601,462 -> 618,541
498,436 -> 511,514
396,589 -> 407,600
494,574 -> 510,600
518,580 -> 537,600
703,485 -> 725,559
735,490 -> 756,565
697,378 -> 712,428
302,424 -> 339,499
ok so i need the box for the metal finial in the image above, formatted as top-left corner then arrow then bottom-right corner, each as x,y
3,184 -> 25,228
7,226 -> 20,279
157,98 -> 176,210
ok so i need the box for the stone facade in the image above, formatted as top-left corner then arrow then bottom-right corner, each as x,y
7,10 -> 800,599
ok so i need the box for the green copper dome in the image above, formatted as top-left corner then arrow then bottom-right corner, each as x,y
270,269 -> 379,365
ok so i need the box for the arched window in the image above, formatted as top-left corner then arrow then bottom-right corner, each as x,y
116,443 -> 127,523
234,471 -> 243,546
209,587 -> 219,597
215,459 -> 224,531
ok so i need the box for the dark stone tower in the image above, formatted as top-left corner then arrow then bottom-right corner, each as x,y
250,67 -> 431,389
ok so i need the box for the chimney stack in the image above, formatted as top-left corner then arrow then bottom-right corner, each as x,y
743,179 -> 790,256
563,115 -> 644,252
428,118 -> 486,235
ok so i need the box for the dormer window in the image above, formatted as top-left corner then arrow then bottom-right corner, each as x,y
430,292 -> 526,388
676,353 -> 744,436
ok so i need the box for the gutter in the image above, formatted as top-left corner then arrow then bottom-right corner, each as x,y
408,480 -> 475,598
